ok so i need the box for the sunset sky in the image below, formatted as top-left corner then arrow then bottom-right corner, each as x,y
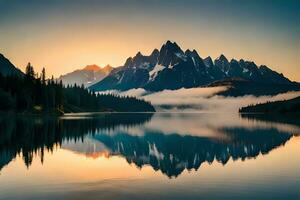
0,0 -> 299,81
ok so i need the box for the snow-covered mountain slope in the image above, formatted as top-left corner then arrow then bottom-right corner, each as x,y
58,64 -> 113,87
90,41 -> 293,92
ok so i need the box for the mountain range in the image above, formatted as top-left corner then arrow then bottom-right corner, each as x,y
90,41 -> 296,92
58,64 -> 113,87
1,42 -> 299,96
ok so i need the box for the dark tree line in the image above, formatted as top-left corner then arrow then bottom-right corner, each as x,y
0,63 -> 155,113
239,96 -> 300,114
0,113 -> 153,169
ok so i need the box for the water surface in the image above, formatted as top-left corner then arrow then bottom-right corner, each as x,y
0,113 -> 299,200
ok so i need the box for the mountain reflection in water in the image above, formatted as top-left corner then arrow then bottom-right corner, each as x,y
0,113 -> 298,178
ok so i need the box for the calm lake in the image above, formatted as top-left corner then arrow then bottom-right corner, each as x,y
0,113 -> 299,200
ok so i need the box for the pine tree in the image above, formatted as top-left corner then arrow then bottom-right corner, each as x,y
41,68 -> 46,85
25,62 -> 35,79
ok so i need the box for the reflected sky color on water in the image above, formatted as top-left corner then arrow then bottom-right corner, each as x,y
0,113 -> 299,200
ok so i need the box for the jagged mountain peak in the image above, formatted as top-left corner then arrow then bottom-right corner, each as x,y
136,51 -> 143,56
165,40 -> 179,46
58,64 -> 113,87
103,64 -> 113,69
230,59 -> 239,64
83,64 -> 101,71
189,49 -> 201,57
214,54 -> 230,74
161,40 -> 183,54
166,40 -> 173,44
259,65 -> 270,71
216,54 -> 229,62
158,41 -> 185,66
246,60 -> 256,65
124,49 -> 159,69
204,56 -> 212,62
185,49 -> 192,54
185,49 -> 203,63
102,65 -> 113,74
203,56 -> 214,68
124,57 -> 133,67
151,49 -> 160,56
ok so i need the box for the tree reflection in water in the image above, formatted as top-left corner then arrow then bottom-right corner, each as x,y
0,113 -> 297,178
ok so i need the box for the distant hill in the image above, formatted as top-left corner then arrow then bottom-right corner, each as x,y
90,40 -> 297,94
239,96 -> 300,113
58,64 -> 113,87
0,54 -> 24,76
207,78 -> 300,97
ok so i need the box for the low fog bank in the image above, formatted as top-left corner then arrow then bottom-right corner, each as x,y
98,87 -> 300,113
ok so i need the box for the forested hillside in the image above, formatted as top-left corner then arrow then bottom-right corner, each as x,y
0,63 -> 155,113
239,96 -> 300,113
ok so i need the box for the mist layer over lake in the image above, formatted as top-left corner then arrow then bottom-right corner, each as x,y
101,88 -> 300,112
0,113 -> 299,200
